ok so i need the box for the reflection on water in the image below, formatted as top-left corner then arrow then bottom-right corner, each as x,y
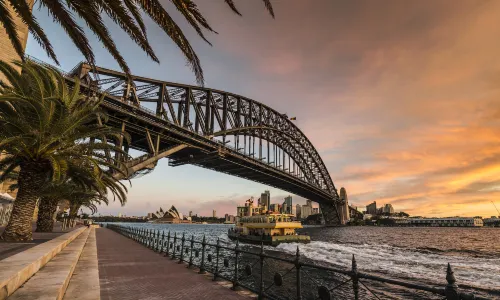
113,223 -> 500,299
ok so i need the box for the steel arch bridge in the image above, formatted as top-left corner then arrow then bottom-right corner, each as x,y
61,62 -> 348,225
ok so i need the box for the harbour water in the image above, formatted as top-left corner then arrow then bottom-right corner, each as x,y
117,223 -> 500,299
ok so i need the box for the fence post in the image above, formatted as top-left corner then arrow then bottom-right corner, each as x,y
296,246 -> 302,300
172,232 -> 177,259
213,238 -> 220,281
157,230 -> 161,252
155,230 -> 159,252
232,239 -> 239,290
165,231 -> 171,257
199,235 -> 206,274
160,231 -> 165,253
259,242 -> 265,299
351,254 -> 359,300
179,233 -> 185,264
445,263 -> 460,300
152,230 -> 156,250
188,235 -> 194,268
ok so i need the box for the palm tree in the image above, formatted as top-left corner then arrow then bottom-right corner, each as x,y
68,187 -> 111,221
36,170 -> 127,232
0,0 -> 274,85
0,159 -> 127,232
0,60 -> 129,241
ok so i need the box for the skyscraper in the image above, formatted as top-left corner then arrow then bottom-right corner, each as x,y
261,190 -> 270,209
383,204 -> 394,214
213,210 -> 217,218
284,196 -> 293,214
269,204 -> 279,212
366,201 -> 377,215
301,200 -> 313,219
296,204 -> 302,218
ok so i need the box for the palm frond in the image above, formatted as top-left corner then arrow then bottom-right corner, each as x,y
96,0 -> 159,62
65,0 -> 131,80
224,0 -> 241,16
8,0 -> 59,64
262,0 -> 275,18
38,0 -> 96,66
0,0 -> 24,62
0,60 -> 129,215
123,0 -> 147,36
133,0 -> 204,85
170,0 -> 217,45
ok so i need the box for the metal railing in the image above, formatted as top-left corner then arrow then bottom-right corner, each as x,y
105,224 -> 490,300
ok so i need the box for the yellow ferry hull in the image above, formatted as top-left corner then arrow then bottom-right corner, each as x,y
228,231 -> 310,246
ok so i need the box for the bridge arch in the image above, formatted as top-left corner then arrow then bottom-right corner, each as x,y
70,63 -> 346,224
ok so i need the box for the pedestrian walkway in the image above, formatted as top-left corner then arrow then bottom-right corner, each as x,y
95,228 -> 250,300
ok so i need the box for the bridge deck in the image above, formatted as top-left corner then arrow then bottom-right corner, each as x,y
102,97 -> 333,204
95,227 -> 249,300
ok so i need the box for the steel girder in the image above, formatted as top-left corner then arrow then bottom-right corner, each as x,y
69,63 -> 340,204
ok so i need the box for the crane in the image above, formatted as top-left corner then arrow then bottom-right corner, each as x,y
492,201 -> 500,216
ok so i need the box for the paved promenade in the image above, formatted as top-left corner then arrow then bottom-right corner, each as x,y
96,228 -> 250,300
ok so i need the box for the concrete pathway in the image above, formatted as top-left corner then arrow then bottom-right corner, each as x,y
95,228 -> 249,300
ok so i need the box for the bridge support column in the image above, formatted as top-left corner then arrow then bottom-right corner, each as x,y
113,144 -> 188,180
320,202 -> 348,226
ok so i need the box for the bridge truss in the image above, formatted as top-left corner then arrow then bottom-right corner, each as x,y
66,63 -> 345,224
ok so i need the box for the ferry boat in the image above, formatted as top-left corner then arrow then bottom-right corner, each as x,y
228,213 -> 310,246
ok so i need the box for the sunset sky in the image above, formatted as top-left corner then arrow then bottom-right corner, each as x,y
25,0 -> 500,218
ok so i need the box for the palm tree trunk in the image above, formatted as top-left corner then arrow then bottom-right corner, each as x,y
69,203 -> 80,227
1,163 -> 46,241
35,197 -> 58,232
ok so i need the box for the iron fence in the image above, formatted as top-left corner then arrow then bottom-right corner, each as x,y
105,224 -> 490,300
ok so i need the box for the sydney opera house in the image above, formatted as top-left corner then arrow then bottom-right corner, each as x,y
148,206 -> 190,223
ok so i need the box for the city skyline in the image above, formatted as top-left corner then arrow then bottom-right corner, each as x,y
23,0 -> 500,218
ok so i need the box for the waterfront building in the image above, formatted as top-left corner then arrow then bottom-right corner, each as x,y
284,196 -> 293,214
269,203 -> 279,213
149,206 -> 189,223
392,217 -> 410,225
363,214 -> 373,221
312,207 -> 320,214
383,204 -> 395,214
366,201 -> 377,215
409,217 -> 483,227
213,210 -> 217,218
301,201 -> 313,219
296,204 -> 301,218
189,211 -> 193,217
261,190 -> 270,209
483,216 -> 499,226
225,214 -> 236,223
